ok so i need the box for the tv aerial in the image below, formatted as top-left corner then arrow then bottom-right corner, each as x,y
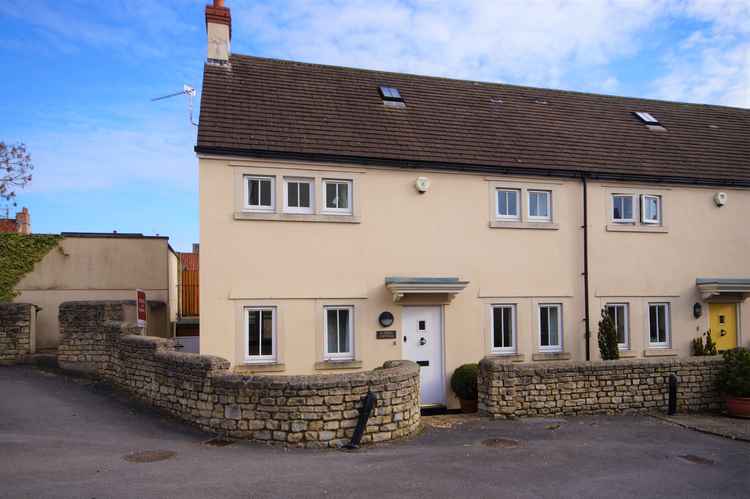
151,84 -> 198,127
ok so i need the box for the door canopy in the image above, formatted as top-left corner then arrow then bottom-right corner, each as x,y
385,276 -> 469,303
696,278 -> 750,301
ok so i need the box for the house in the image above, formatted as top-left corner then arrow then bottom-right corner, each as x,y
0,207 -> 31,234
13,232 -> 179,350
196,1 -> 750,407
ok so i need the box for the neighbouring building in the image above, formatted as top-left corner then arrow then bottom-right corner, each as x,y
13,232 -> 179,349
0,207 -> 31,234
175,243 -> 200,353
196,1 -> 750,408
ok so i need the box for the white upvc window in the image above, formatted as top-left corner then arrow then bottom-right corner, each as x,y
648,302 -> 670,347
539,303 -> 562,352
491,304 -> 516,354
496,189 -> 520,220
606,303 -> 630,350
245,307 -> 276,363
612,194 -> 635,223
528,190 -> 551,222
244,175 -> 275,212
283,177 -> 314,214
324,306 -> 354,360
322,179 -> 353,214
641,195 -> 661,224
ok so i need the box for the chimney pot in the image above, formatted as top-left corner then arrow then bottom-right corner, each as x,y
15,207 -> 31,234
214,0 -> 224,6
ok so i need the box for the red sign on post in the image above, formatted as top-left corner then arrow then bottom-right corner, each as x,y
136,289 -> 147,328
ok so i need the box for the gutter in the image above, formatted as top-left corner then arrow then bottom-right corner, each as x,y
582,175 -> 591,361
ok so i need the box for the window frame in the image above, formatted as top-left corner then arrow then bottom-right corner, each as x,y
611,194 -> 635,223
641,195 -> 661,224
648,302 -> 671,348
538,303 -> 563,352
283,177 -> 314,214
244,306 -> 277,363
323,305 -> 355,361
527,190 -> 552,222
605,303 -> 630,350
243,175 -> 275,212
490,304 -> 517,354
495,189 -> 521,221
322,179 -> 353,215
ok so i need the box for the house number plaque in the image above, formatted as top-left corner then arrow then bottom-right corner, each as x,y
376,330 -> 397,340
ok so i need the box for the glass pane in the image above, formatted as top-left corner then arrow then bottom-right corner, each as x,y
338,183 -> 349,209
623,198 -> 633,219
540,307 -> 549,346
492,307 -> 502,348
497,191 -> 508,216
288,182 -> 299,207
326,183 -> 337,208
299,182 -> 310,207
502,308 -> 512,348
338,309 -> 350,353
529,192 -> 539,216
261,310 -> 273,355
649,306 -> 658,342
507,191 -> 517,216
657,306 -> 666,343
248,179 -> 259,206
539,193 -> 549,217
548,307 -> 559,345
260,180 -> 272,206
613,197 -> 622,219
327,309 -> 338,353
248,310 -> 260,356
616,307 -> 626,343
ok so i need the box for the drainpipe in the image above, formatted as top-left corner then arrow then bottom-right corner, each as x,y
582,175 -> 591,361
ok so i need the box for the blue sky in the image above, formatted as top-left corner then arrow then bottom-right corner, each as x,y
1,0 -> 748,251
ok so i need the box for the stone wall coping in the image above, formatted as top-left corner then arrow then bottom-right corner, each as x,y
60,300 -> 138,307
480,355 -> 723,373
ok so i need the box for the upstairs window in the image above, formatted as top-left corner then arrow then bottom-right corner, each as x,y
491,305 -> 516,354
612,194 -> 634,223
245,175 -> 274,212
539,304 -> 562,352
496,189 -> 520,220
379,86 -> 403,102
641,195 -> 661,224
528,190 -> 551,222
606,303 -> 629,350
284,177 -> 314,214
325,306 -> 354,360
323,179 -> 352,214
648,303 -> 670,347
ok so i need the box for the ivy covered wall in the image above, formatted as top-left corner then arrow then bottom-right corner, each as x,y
0,234 -> 61,302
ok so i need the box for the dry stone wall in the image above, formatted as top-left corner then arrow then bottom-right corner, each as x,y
478,356 -> 723,419
0,303 -> 35,365
57,301 -> 421,448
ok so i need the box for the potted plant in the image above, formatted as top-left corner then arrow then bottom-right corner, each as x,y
717,348 -> 750,418
451,363 -> 479,413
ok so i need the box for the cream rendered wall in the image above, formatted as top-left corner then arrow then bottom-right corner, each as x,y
587,181 -> 750,359
199,156 -> 586,406
14,236 -> 173,348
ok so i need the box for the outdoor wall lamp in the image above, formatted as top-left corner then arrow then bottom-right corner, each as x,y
378,311 -> 394,327
693,302 -> 703,319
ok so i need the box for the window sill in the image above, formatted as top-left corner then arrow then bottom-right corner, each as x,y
643,348 -> 677,357
617,350 -> 637,358
234,211 -> 360,224
314,360 -> 363,370
486,353 -> 525,363
606,223 -> 668,233
235,362 -> 286,373
532,352 -> 571,361
489,220 -> 559,230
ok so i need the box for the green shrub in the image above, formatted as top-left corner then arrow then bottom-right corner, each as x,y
692,330 -> 718,356
691,337 -> 705,356
597,308 -> 620,360
717,348 -> 750,398
450,363 -> 479,401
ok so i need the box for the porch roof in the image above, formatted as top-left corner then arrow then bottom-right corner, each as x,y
696,278 -> 750,300
385,276 -> 469,303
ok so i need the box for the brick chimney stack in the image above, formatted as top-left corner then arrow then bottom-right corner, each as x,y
206,0 -> 231,64
15,207 -> 31,234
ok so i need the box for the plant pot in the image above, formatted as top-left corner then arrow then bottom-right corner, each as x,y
726,396 -> 750,418
459,398 -> 478,413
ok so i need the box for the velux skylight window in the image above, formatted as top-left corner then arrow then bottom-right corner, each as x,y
379,86 -> 403,102
634,111 -> 659,124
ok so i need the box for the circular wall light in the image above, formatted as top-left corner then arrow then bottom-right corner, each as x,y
378,311 -> 394,327
693,302 -> 703,319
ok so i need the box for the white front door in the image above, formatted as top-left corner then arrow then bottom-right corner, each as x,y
402,306 -> 445,406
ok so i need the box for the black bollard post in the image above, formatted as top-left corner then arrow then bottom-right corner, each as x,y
343,391 -> 377,449
668,374 -> 677,415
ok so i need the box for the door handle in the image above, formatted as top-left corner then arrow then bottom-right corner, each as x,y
419,337 -> 427,346
721,329 -> 727,337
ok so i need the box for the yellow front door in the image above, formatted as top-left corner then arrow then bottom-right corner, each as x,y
709,303 -> 738,351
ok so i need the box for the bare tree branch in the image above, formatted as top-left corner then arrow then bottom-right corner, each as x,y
0,142 -> 34,207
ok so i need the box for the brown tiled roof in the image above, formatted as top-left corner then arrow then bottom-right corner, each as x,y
197,54 -> 750,186
0,219 -> 18,233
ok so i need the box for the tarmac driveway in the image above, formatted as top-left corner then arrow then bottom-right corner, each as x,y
1,366 -> 749,499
